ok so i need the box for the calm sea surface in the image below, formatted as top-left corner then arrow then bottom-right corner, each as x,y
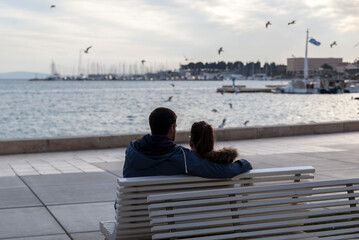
1,79 -> 359,140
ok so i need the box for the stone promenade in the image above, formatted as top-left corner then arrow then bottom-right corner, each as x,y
0,131 -> 358,239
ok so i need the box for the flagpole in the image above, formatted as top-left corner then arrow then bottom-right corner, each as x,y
304,29 -> 309,81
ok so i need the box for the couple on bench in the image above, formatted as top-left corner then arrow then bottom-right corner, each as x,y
123,107 -> 252,179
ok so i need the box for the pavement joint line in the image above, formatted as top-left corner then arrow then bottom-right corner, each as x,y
14,173 -> 74,240
0,205 -> 43,210
0,233 -> 69,240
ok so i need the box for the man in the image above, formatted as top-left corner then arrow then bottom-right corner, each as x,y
123,107 -> 252,178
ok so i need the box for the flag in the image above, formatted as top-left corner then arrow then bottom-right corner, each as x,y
309,38 -> 321,46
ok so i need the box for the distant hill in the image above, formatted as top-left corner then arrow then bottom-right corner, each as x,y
0,71 -> 50,79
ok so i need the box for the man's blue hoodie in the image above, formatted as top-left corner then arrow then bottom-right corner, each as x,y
123,134 -> 252,178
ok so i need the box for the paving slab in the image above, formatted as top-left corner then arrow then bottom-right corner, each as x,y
21,172 -> 117,188
48,202 -> 114,233
0,187 -> 41,209
70,231 -> 104,240
0,176 -> 25,189
2,234 -> 71,240
32,182 -> 117,205
92,162 -> 122,177
0,207 -> 65,239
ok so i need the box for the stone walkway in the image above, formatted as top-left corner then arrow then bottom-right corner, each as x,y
0,131 -> 358,239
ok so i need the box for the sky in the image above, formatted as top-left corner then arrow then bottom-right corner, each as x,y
1,0 -> 359,74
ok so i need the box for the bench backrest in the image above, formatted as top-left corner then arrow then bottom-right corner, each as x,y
114,166 -> 314,239
147,178 -> 359,240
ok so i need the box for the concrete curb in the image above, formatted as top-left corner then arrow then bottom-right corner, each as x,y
0,120 -> 358,155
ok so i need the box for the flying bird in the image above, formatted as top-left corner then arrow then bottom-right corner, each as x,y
218,47 -> 223,55
330,41 -> 337,48
288,20 -> 295,25
265,21 -> 271,28
165,96 -> 173,102
218,118 -> 226,128
229,103 -> 232,109
212,109 -> 218,113
50,5 -> 56,8
354,42 -> 359,48
84,46 -> 92,54
170,83 -> 175,87
141,60 -> 145,65
291,54 -> 296,58
243,120 -> 249,126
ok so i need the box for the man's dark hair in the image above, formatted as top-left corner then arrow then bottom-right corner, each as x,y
149,107 -> 177,135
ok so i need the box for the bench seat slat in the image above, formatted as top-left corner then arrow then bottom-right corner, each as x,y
153,220 -> 359,240
148,177 -> 359,202
118,166 -> 315,186
152,207 -> 359,231
149,185 -> 359,210
150,199 -> 359,224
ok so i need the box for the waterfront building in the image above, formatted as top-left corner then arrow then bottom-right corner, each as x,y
287,57 -> 343,76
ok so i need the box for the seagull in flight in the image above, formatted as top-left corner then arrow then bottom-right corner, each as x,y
291,54 -> 296,58
84,46 -> 92,54
265,21 -> 272,28
170,83 -> 175,87
165,96 -> 173,102
50,5 -> 56,8
229,103 -> 232,109
218,118 -> 226,128
212,109 -> 218,113
218,47 -> 223,55
141,60 -> 145,65
330,41 -> 337,48
243,120 -> 249,126
288,20 -> 295,25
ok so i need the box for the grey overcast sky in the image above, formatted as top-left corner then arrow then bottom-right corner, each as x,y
1,0 -> 359,73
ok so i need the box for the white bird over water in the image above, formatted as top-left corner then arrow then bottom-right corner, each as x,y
218,118 -> 226,128
232,85 -> 240,94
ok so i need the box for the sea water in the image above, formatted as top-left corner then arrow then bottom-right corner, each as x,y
1,79 -> 358,139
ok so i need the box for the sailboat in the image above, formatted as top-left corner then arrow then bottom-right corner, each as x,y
274,29 -> 320,94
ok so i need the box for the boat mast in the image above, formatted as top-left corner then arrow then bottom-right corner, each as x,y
304,29 -> 309,81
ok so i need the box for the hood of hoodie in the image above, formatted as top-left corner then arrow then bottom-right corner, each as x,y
126,134 -> 178,170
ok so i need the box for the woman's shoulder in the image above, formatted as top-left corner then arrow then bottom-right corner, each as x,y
204,147 -> 239,164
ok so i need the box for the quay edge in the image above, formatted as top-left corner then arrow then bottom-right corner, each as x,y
0,120 -> 359,155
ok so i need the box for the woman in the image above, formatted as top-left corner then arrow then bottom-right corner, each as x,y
190,121 -> 238,163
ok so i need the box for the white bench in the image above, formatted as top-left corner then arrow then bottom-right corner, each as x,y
100,166 -> 315,240
147,178 -> 359,240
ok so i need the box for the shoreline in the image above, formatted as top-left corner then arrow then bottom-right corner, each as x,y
1,120 -> 358,155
